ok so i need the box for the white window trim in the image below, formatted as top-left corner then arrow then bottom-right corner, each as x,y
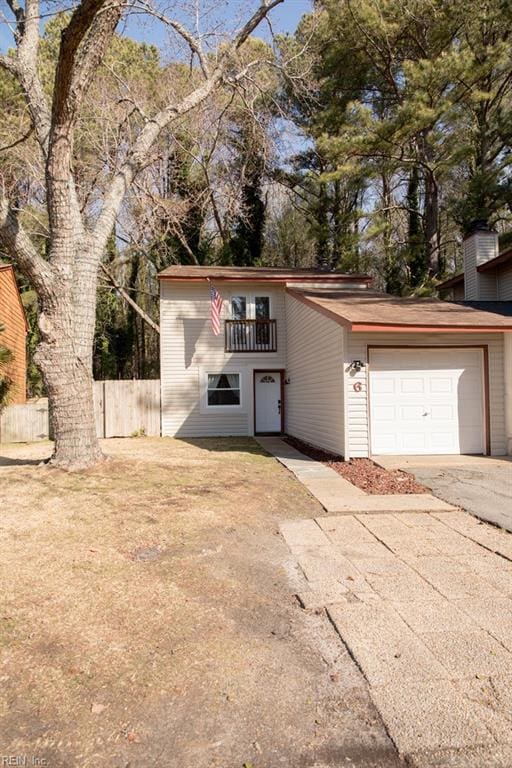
229,293 -> 272,320
199,367 -> 248,414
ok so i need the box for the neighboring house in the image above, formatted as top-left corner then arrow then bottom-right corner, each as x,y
438,230 -> 512,303
0,265 -> 28,404
159,230 -> 512,459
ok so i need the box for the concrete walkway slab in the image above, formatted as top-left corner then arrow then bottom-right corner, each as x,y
257,436 -> 457,513
324,494 -> 457,513
280,508 -> 512,764
371,679 -> 496,754
327,602 -> 448,686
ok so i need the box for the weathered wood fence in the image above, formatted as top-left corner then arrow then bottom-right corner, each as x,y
0,380 -> 161,443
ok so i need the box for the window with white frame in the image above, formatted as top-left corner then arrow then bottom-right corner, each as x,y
207,373 -> 241,406
255,296 -> 270,319
229,295 -> 271,319
230,296 -> 247,320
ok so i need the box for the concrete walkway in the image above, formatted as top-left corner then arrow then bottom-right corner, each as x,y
256,437 -> 456,513
377,454 -> 512,532
280,511 -> 512,766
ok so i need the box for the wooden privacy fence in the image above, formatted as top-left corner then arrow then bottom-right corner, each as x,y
0,398 -> 50,443
94,380 -> 160,438
0,380 -> 161,443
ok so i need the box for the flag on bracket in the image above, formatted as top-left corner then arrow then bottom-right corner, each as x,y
209,283 -> 223,336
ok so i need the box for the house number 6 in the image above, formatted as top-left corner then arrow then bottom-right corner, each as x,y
353,382 -> 363,392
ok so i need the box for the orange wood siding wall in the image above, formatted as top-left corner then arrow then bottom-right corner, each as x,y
0,267 -> 27,403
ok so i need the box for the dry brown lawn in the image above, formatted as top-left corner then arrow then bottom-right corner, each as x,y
0,437 -> 399,768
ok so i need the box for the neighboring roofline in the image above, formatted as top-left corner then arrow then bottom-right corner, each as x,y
286,287 -> 512,334
436,247 -> 512,289
437,273 -> 464,290
0,264 -> 29,333
477,246 -> 512,272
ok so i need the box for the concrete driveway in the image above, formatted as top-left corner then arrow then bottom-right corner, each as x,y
376,455 -> 512,531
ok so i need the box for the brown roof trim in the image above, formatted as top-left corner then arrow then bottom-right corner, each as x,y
437,273 -> 464,290
159,275 -> 372,283
477,247 -> 512,273
157,265 -> 372,283
0,264 -> 29,333
352,323 -> 512,333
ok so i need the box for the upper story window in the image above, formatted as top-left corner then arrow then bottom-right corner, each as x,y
255,296 -> 270,319
231,296 -> 247,320
229,295 -> 271,319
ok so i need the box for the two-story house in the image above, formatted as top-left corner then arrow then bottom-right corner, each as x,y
159,235 -> 512,459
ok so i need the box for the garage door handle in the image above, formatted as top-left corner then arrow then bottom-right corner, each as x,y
422,412 -> 429,417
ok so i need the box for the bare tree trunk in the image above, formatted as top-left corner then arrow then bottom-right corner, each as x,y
424,168 -> 441,276
35,290 -> 102,468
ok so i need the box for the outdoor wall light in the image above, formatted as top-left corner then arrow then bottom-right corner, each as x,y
350,360 -> 366,373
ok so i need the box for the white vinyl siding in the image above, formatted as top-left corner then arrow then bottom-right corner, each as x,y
344,332 -> 506,458
160,281 -> 286,437
284,294 -> 345,455
498,264 -> 512,301
464,232 -> 499,300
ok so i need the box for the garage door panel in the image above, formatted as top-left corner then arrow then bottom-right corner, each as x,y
369,349 -> 484,456
371,378 -> 396,395
400,378 -> 425,394
373,405 -> 397,420
429,377 -> 453,394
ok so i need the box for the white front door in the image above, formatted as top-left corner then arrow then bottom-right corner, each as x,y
255,372 -> 282,433
369,348 -> 484,455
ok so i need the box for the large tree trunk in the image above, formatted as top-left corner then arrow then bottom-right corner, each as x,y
35,263 -> 103,469
40,347 -> 102,468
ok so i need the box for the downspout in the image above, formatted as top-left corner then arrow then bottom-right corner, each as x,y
505,334 -> 512,455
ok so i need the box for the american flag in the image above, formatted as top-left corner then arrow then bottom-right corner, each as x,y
210,284 -> 223,336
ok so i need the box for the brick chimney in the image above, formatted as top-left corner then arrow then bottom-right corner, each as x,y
463,220 -> 498,301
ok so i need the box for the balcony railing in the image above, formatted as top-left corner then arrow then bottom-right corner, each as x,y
225,319 -> 277,353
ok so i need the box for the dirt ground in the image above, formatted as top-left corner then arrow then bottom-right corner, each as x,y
0,437 -> 400,768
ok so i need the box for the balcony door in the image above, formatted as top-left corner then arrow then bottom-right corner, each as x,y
254,370 -> 283,434
228,294 -> 274,352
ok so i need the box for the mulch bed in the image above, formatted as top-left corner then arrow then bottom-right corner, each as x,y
283,435 -> 429,495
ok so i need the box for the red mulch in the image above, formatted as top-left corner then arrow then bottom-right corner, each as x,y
283,436 -> 428,495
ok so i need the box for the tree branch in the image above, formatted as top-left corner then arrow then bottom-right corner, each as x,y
100,263 -> 160,333
0,192 -> 54,297
90,0 -> 283,257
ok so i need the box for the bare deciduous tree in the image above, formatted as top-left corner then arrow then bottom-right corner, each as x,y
0,0 -> 283,468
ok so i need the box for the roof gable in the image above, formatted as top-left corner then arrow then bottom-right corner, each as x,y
287,287 -> 512,332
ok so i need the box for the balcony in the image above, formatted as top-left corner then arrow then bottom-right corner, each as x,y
225,319 -> 277,353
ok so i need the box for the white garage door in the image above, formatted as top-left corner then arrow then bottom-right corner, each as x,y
369,348 -> 484,455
